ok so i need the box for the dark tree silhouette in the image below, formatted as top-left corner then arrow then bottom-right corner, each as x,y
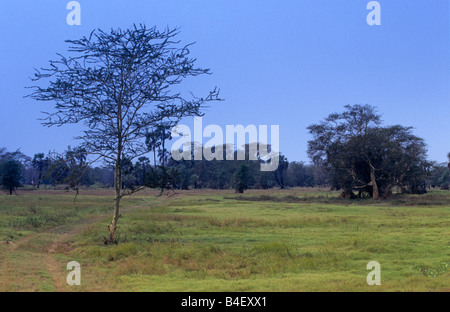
308,105 -> 429,199
233,163 -> 253,193
273,154 -> 288,189
0,159 -> 23,195
32,153 -> 48,188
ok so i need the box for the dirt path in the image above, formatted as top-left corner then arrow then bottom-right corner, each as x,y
43,213 -> 108,291
0,197 -> 163,292
0,213 -> 108,291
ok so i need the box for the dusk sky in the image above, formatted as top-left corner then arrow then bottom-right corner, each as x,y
0,1 -> 449,163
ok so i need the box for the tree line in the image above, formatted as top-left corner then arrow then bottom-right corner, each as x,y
1,139 -> 449,196
0,144 -> 320,192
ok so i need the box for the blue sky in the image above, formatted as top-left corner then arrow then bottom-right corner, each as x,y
0,0 -> 449,163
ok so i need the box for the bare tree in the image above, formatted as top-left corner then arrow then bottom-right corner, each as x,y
28,24 -> 220,243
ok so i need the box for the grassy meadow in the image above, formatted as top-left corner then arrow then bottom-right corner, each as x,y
0,188 -> 449,292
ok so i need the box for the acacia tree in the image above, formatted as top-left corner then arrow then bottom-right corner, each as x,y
308,105 -> 428,199
28,25 -> 220,243
308,105 -> 381,197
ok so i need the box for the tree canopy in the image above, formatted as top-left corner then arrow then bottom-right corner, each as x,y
0,151 -> 24,195
307,105 -> 429,199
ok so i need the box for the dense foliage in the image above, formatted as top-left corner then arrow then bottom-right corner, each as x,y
307,105 -> 432,199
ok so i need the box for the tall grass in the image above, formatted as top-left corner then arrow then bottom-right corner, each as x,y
0,188 -> 448,291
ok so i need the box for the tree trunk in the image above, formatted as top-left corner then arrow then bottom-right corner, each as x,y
109,157 -> 122,243
36,171 -> 41,189
370,166 -> 379,200
162,139 -> 165,169
109,193 -> 121,243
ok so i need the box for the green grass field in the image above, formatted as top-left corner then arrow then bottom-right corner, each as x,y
0,188 -> 449,292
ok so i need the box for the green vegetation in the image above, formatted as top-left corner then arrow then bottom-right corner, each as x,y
0,188 -> 448,292
308,104 -> 430,199
0,158 -> 23,195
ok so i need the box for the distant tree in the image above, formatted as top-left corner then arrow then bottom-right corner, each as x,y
372,126 -> 429,195
120,157 -> 137,190
258,173 -> 270,189
145,124 -> 173,169
28,25 -> 220,243
308,105 -> 429,199
273,154 -> 289,189
444,153 -> 450,190
174,163 -> 193,190
92,167 -> 114,187
311,164 -> 329,187
156,125 -> 173,169
46,153 -> 69,186
0,159 -> 23,195
0,149 -> 31,193
64,146 -> 92,192
32,153 -> 48,188
145,129 -> 161,169
134,156 -> 151,185
439,169 -> 450,190
429,157 -> 450,190
233,163 -> 253,193
287,161 -> 315,187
